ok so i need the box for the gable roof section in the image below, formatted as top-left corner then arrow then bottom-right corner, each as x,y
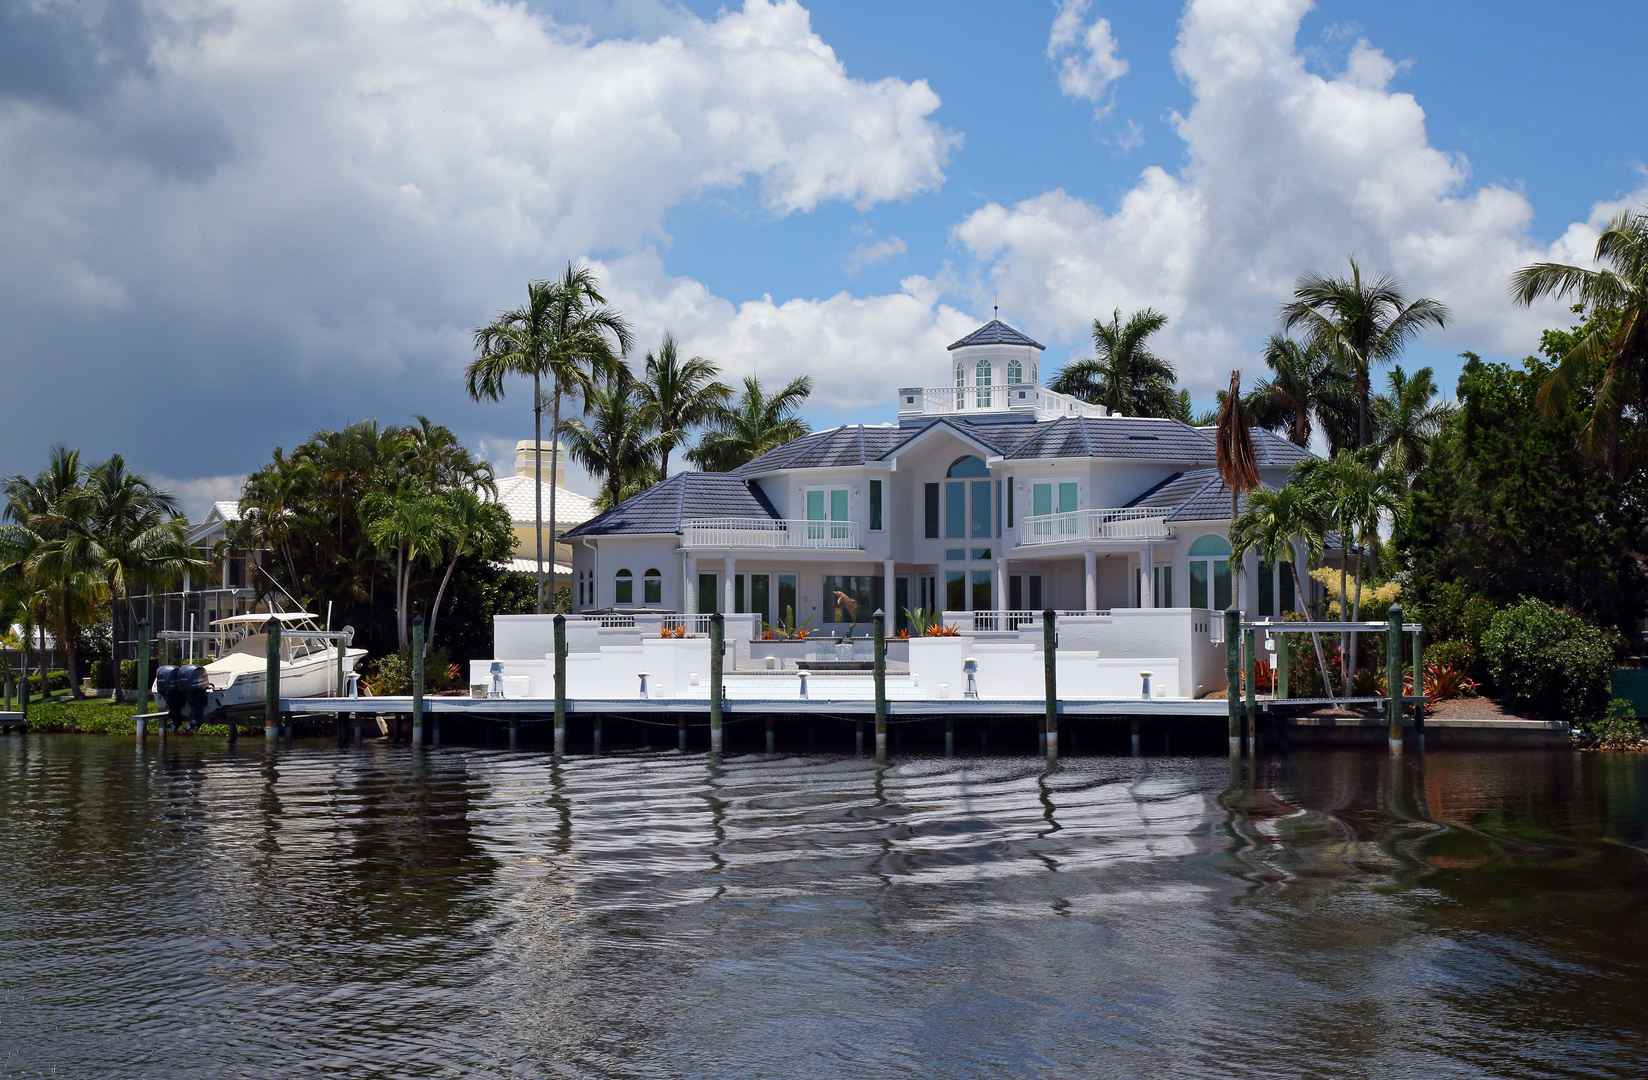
565,472 -> 778,537
963,416 -> 1214,461
870,417 -> 1003,463
1124,468 -> 1277,522
947,319 -> 1045,351
736,424 -> 909,474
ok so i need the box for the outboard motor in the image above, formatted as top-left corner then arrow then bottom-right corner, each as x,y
178,664 -> 209,729
155,665 -> 184,727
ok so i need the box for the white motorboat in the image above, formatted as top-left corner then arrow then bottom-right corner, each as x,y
161,612 -> 368,717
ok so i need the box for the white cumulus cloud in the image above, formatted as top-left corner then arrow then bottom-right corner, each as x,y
1047,0 -> 1129,113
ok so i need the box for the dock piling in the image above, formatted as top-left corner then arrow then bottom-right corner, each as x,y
1387,604 -> 1404,755
1224,610 -> 1241,755
709,613 -> 724,754
873,610 -> 887,761
1413,623 -> 1426,752
1042,609 -> 1058,760
411,617 -> 425,745
1244,627 -> 1258,754
136,619 -> 152,717
553,614 -> 567,755
265,618 -> 281,742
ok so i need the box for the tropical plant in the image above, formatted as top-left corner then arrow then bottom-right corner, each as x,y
1230,484 -> 1334,697
1246,333 -> 1357,451
1281,257 -> 1451,449
688,374 -> 813,472
1510,210 -> 1648,470
1214,369 -> 1260,529
1370,365 -> 1453,479
903,606 -> 942,637
559,364 -> 660,510
762,605 -> 814,641
359,479 -> 451,651
425,488 -> 511,650
637,332 -> 730,481
1587,699 -> 1644,749
1404,661 -> 1479,702
1481,599 -> 1615,720
467,265 -> 633,609
1049,307 -> 1179,417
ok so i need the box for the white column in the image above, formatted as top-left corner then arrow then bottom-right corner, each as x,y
1141,546 -> 1155,608
684,554 -> 697,614
995,557 -> 1007,612
883,560 -> 896,620
1083,550 -> 1097,613
724,556 -> 736,615
1241,549 -> 1259,617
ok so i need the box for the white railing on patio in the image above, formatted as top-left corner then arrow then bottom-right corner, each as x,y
662,613 -> 716,635
579,613 -> 637,628
895,385 -> 1107,420
681,517 -> 861,549
957,610 -> 1114,632
1017,507 -> 1171,547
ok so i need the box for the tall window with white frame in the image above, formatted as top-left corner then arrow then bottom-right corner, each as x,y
804,487 -> 850,543
1187,535 -> 1232,611
976,357 -> 992,408
955,361 -> 965,409
1007,357 -> 1023,384
615,568 -> 633,606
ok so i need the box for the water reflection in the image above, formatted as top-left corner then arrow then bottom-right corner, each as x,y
0,738 -> 1645,1078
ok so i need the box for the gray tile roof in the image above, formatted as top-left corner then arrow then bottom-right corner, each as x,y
1124,469 -> 1278,523
737,424 -> 908,475
565,472 -> 778,537
959,416 -> 1215,461
1195,425 -> 1315,467
947,319 -> 1045,351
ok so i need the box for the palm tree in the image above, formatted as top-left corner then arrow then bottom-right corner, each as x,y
1049,307 -> 1179,417
426,488 -> 509,649
1246,333 -> 1357,450
1281,257 -> 1451,450
559,366 -> 660,510
467,265 -> 633,611
1511,208 -> 1648,469
637,333 -> 730,481
1214,370 -> 1260,533
360,479 -> 450,650
1,447 -> 105,698
1370,365 -> 1453,480
687,374 -> 814,473
1230,485 -> 1335,698
405,414 -> 498,496
78,456 -> 203,703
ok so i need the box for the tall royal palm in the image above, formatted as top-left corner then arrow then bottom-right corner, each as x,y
638,333 -> 729,481
467,265 -> 632,611
1247,333 -> 1357,450
687,375 -> 813,473
1049,308 -> 1179,417
1281,258 -> 1450,450
560,366 -> 660,510
1511,209 -> 1648,470
79,456 -> 202,703
1370,365 -> 1453,480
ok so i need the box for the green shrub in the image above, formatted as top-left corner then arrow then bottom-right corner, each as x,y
1481,599 -> 1615,720
360,646 -> 459,696
24,670 -> 72,696
1588,698 -> 1644,748
1425,639 -> 1479,676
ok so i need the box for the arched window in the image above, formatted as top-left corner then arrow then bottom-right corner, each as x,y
614,568 -> 633,606
976,357 -> 993,407
643,568 -> 662,605
1007,357 -> 1023,384
955,360 -> 966,409
947,455 -> 989,477
1187,535 -> 1231,611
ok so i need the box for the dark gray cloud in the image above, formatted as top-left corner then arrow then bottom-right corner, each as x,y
0,0 -> 153,108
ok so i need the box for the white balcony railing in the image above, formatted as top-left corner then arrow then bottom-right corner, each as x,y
1017,507 -> 1171,547
895,385 -> 1107,420
681,517 -> 862,550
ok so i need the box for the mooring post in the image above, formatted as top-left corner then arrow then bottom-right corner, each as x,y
136,618 -> 152,716
553,614 -> 567,755
709,612 -> 724,754
766,715 -> 775,753
1412,623 -> 1426,753
265,617 -> 282,742
1244,627 -> 1258,754
411,616 -> 425,746
1224,610 -> 1241,756
1275,630 -> 1289,700
1042,608 -> 1058,760
1386,605 -> 1404,755
873,609 -> 887,760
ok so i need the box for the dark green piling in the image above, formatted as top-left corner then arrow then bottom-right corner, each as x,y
136,619 -> 152,717
1224,610 -> 1241,756
874,609 -> 887,760
1042,608 -> 1058,760
1412,623 -> 1425,752
264,617 -> 282,741
709,613 -> 724,754
553,614 -> 567,755
1386,605 -> 1403,755
411,616 -> 425,745
1244,626 -> 1258,754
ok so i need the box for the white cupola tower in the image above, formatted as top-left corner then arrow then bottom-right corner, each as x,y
945,315 -> 1045,406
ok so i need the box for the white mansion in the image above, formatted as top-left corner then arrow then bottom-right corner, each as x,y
563,318 -> 1318,638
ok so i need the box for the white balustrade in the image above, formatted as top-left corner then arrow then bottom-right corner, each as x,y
681,518 -> 861,550
1017,507 -> 1171,547
895,385 -> 1106,420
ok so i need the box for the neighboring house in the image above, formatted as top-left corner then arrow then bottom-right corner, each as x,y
486,440 -> 598,584
565,318 -> 1323,631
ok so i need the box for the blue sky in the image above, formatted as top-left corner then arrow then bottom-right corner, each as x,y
1,0 -> 1643,512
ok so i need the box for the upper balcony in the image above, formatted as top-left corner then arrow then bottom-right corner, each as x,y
681,518 -> 862,550
1017,507 -> 1171,547
896,384 -> 1108,423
